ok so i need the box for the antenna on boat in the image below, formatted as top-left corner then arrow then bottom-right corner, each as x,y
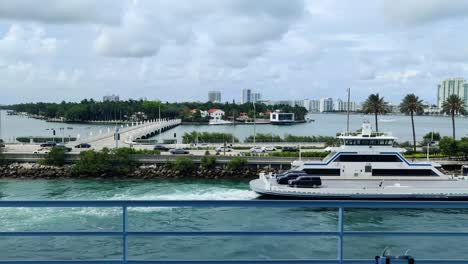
346,87 -> 351,134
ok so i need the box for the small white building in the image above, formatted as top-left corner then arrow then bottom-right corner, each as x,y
207,108 -> 225,121
270,110 -> 295,125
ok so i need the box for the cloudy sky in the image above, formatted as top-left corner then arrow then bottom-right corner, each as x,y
1,0 -> 468,104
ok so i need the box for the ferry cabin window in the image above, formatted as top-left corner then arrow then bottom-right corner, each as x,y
334,154 -> 401,162
344,139 -> 394,146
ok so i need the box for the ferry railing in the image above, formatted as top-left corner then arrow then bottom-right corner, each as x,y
1,200 -> 468,264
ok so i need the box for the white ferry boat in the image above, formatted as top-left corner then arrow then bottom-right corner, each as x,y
250,121 -> 468,200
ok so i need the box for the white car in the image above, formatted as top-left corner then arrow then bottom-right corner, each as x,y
216,146 -> 233,152
250,146 -> 265,153
263,146 -> 277,152
33,148 -> 50,154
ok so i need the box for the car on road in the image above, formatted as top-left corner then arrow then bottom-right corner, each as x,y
40,141 -> 57,148
216,146 -> 233,152
263,146 -> 277,152
54,144 -> 72,152
33,148 -> 50,154
250,146 -> 265,153
0,143 -> 5,148
75,143 -> 91,149
170,148 -> 190,155
282,146 -> 299,152
153,145 -> 170,151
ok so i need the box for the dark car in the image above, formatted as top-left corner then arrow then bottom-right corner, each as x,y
40,141 -> 57,148
275,170 -> 306,178
54,144 -> 72,152
276,172 -> 308,185
288,176 -> 322,188
75,143 -> 91,149
154,145 -> 170,151
282,146 -> 299,152
170,148 -> 190,155
0,143 -> 5,148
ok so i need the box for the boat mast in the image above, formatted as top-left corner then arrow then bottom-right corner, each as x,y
346,87 -> 351,134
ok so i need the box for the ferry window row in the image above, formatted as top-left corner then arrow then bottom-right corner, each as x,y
334,154 -> 401,162
344,139 -> 394,146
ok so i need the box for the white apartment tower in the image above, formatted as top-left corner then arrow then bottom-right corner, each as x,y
437,78 -> 468,112
320,98 -> 333,112
208,91 -> 222,103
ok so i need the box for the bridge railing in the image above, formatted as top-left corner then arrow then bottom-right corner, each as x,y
1,200 -> 468,264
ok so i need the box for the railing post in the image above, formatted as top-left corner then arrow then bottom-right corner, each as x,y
123,206 -> 128,264
338,207 -> 344,264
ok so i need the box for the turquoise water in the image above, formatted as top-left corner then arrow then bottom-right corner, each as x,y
1,179 -> 468,261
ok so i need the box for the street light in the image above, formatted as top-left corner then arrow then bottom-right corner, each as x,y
253,101 -> 256,146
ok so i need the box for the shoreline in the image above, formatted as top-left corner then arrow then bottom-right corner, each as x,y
0,163 -> 279,180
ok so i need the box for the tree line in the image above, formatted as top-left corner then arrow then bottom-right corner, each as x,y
362,93 -> 466,152
2,99 -> 309,122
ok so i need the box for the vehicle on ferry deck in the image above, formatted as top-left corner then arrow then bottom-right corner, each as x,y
288,176 -> 322,188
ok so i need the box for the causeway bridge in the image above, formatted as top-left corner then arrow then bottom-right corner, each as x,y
77,119 -> 181,149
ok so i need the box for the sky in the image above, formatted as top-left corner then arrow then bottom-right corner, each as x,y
1,0 -> 468,105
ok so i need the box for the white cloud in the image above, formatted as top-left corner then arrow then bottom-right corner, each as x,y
0,24 -> 57,59
94,0 -> 304,68
377,70 -> 421,82
0,0 -> 122,24
382,0 -> 468,26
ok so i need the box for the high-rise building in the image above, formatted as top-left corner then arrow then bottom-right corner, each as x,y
437,78 -> 468,112
208,91 -> 221,103
252,92 -> 262,103
463,83 -> 468,112
333,99 -> 356,112
241,89 -> 252,104
320,98 -> 333,112
103,94 -> 119,102
309,100 -> 320,112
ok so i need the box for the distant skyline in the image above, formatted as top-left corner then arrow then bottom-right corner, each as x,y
1,0 -> 468,104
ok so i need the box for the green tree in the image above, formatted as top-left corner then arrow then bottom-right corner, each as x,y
200,156 -> 217,169
226,157 -> 248,171
423,132 -> 441,143
72,148 -> 137,177
399,94 -> 424,152
362,93 -> 388,132
457,138 -> 468,156
439,137 -> 458,156
173,157 -> 195,174
40,147 -> 66,166
441,95 -> 465,139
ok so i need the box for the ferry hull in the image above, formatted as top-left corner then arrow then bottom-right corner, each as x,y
250,178 -> 468,201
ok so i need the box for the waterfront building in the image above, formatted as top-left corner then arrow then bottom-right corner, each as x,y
310,100 -> 320,112
207,108 -> 225,121
270,110 -> 295,125
387,103 -> 400,113
208,91 -> 221,103
241,89 -> 252,104
103,94 -> 119,102
320,98 -> 333,112
302,99 -> 311,111
334,99 -> 357,112
437,77 -> 468,112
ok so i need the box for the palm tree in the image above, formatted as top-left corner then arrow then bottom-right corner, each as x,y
399,94 -> 424,152
362,93 -> 388,132
441,95 -> 465,139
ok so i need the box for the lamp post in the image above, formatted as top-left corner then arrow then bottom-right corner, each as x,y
253,102 -> 256,146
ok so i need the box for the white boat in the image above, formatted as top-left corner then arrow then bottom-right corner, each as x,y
209,119 -> 233,125
250,121 -> 468,200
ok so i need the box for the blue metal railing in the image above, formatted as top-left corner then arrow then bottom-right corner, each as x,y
1,200 -> 468,264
